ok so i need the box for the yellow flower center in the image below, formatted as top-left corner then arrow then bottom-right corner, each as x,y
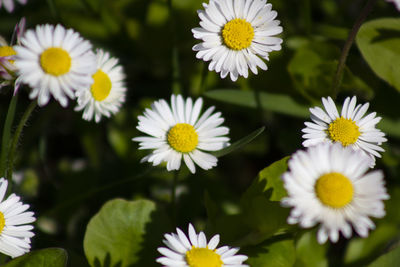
328,117 -> 360,146
0,46 -> 16,64
222,18 -> 254,50
186,247 -> 223,267
0,212 -> 5,234
315,172 -> 354,208
167,123 -> 198,153
40,47 -> 71,76
90,70 -> 112,101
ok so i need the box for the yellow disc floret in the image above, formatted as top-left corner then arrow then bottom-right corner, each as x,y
90,70 -> 112,101
222,18 -> 254,50
0,46 -> 16,58
0,46 -> 17,64
167,123 -> 199,153
328,117 -> 360,146
315,172 -> 354,208
186,247 -> 223,267
0,211 -> 5,234
40,47 -> 71,76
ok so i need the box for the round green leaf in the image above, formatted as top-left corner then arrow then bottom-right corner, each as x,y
83,198 -> 170,267
356,18 -> 400,92
245,238 -> 296,267
4,248 -> 67,267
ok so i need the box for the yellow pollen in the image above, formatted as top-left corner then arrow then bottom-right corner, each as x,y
186,247 -> 223,267
0,212 -> 5,234
90,70 -> 112,101
315,172 -> 354,208
222,18 -> 254,50
40,47 -> 71,76
167,123 -> 198,153
0,46 -> 16,64
328,117 -> 360,146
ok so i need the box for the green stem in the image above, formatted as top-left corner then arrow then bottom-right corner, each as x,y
171,170 -> 179,225
198,62 -> 209,95
0,94 -> 18,177
303,0 -> 312,36
332,0 -> 377,99
6,101 -> 37,191
168,0 -> 181,95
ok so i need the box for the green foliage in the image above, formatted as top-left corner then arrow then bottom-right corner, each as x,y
367,244 -> 400,267
288,42 -> 372,100
83,199 -> 170,267
245,237 -> 296,267
204,89 -> 309,118
294,231 -> 328,267
239,157 -> 290,244
356,18 -> 400,92
212,126 -> 265,157
4,248 -> 67,267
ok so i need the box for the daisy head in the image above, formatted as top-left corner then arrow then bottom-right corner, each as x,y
0,0 -> 27,13
132,94 -> 230,174
281,143 -> 389,244
75,49 -> 126,123
0,18 -> 25,87
302,96 -> 387,167
14,24 -> 97,107
0,178 -> 36,258
192,0 -> 283,81
157,223 -> 249,267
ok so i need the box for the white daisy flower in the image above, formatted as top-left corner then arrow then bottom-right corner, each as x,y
75,49 -> 126,123
157,223 -> 249,267
386,0 -> 400,11
0,178 -> 36,258
0,18 -> 25,89
281,143 -> 389,244
14,24 -> 97,107
302,96 -> 387,167
0,0 -> 27,13
192,0 -> 283,81
132,95 -> 230,174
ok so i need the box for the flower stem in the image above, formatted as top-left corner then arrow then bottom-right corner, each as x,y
332,0 -> 377,99
0,94 -> 18,177
168,0 -> 182,95
6,101 -> 37,192
171,170 -> 179,225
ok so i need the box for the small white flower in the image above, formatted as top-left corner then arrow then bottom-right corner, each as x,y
14,24 -> 97,107
0,18 -> 25,89
132,95 -> 230,174
0,178 -> 36,258
302,96 -> 387,167
0,0 -> 27,13
282,143 -> 389,244
157,223 -> 249,267
192,0 -> 283,81
386,0 -> 400,11
75,49 -> 126,123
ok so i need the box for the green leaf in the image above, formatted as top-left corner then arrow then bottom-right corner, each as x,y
294,230 -> 328,267
212,126 -> 265,157
204,89 -> 310,118
345,223 -> 398,265
245,237 -> 296,267
356,18 -> 400,92
239,157 -> 291,244
4,248 -> 67,267
84,198 -> 170,267
368,244 -> 400,267
287,41 -> 372,99
242,157 -> 289,202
